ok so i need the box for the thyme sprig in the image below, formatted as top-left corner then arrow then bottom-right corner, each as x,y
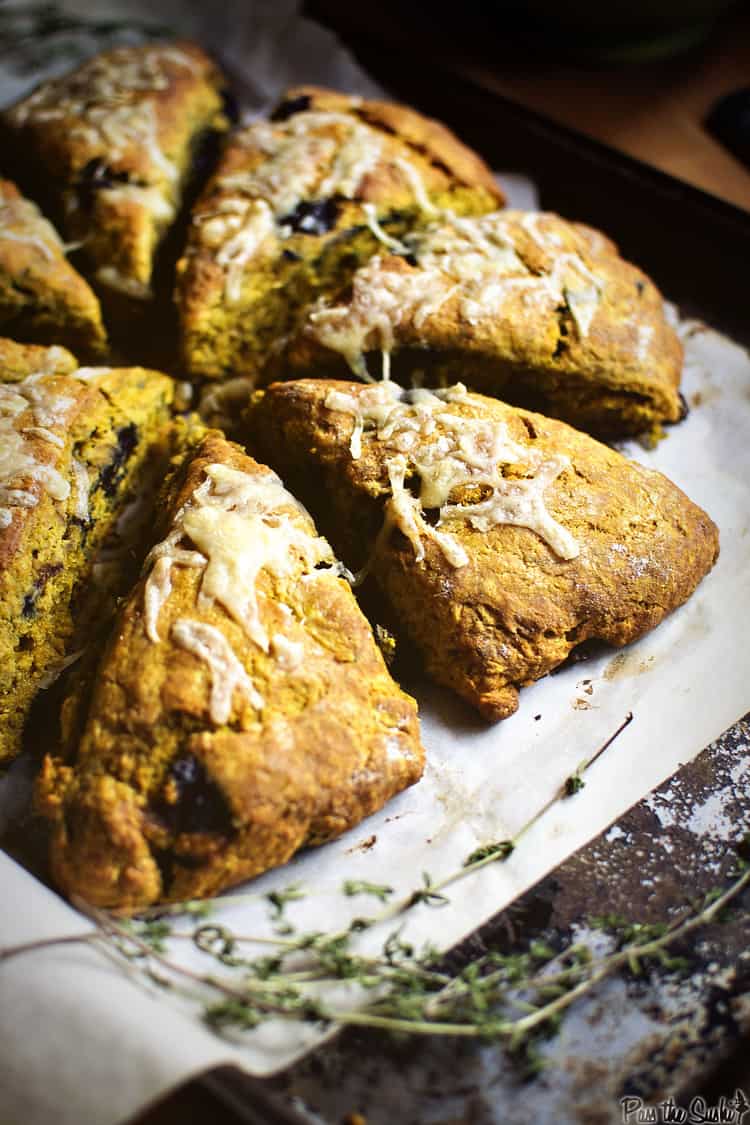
9,710 -> 720,1054
5,859 -> 746,1052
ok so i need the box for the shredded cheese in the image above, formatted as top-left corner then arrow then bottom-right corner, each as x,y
0,181 -> 64,262
195,106 -> 438,301
0,371 -> 78,527
270,632 -> 304,671
307,211 -> 607,375
8,45 -> 202,263
143,462 -> 338,686
141,460 -> 346,723
172,618 -> 264,723
8,44 -> 197,188
214,200 -> 275,304
325,382 -> 579,564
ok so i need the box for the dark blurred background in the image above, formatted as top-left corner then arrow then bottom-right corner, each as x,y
307,0 -> 750,211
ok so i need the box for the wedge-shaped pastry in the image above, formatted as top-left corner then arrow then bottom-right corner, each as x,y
0,178 -> 107,358
283,210 -> 684,437
175,85 -> 502,387
0,340 -> 174,766
2,42 -> 227,301
247,380 -> 719,720
37,433 -> 424,907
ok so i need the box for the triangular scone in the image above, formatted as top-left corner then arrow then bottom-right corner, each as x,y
282,211 -> 684,438
0,340 -> 174,766
0,178 -> 107,359
37,434 -> 424,908
2,42 -> 228,302
175,85 -> 502,386
246,381 -> 719,721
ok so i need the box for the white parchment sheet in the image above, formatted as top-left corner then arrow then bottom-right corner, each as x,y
2,316 -> 749,1125
1,5 -> 749,1124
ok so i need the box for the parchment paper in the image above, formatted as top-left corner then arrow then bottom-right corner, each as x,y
1,5 -> 749,1125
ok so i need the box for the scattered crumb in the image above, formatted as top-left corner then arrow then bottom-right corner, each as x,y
347,834 -> 377,854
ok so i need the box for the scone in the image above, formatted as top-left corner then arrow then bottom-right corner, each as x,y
282,210 -> 684,438
246,380 -> 719,720
37,433 -> 424,908
2,41 -> 228,302
0,339 -> 174,766
0,178 -> 107,359
175,85 -> 502,389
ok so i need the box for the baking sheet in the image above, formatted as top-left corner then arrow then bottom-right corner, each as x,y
1,4 -> 750,1123
2,310 -> 749,1125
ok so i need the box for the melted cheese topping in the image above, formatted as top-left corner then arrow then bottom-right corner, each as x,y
308,211 -> 606,376
309,257 -> 444,379
0,371 -> 78,528
8,45 -> 196,184
9,45 -> 198,249
325,382 -> 579,563
144,460 -> 334,633
213,200 -> 275,303
142,460 -> 344,724
270,632 -> 304,671
0,182 -> 65,262
194,108 -> 437,302
172,618 -> 264,722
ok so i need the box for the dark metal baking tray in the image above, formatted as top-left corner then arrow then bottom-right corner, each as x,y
134,50 -> 750,1125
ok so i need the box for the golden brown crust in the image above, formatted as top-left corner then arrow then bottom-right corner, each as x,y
283,210 -> 684,438
0,344 -> 174,765
0,336 -> 78,382
0,178 -> 108,358
246,379 -> 719,721
175,85 -> 502,385
3,41 -> 228,298
280,86 -> 503,197
37,433 -> 424,907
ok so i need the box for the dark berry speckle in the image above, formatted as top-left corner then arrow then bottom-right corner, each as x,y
271,94 -> 312,121
155,754 -> 233,836
96,423 -> 138,499
281,198 -> 340,236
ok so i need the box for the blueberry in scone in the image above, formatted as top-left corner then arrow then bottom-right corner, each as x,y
282,210 -> 684,438
37,433 -> 424,907
175,85 -> 503,390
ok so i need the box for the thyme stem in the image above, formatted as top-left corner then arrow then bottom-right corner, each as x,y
0,932 -> 97,961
